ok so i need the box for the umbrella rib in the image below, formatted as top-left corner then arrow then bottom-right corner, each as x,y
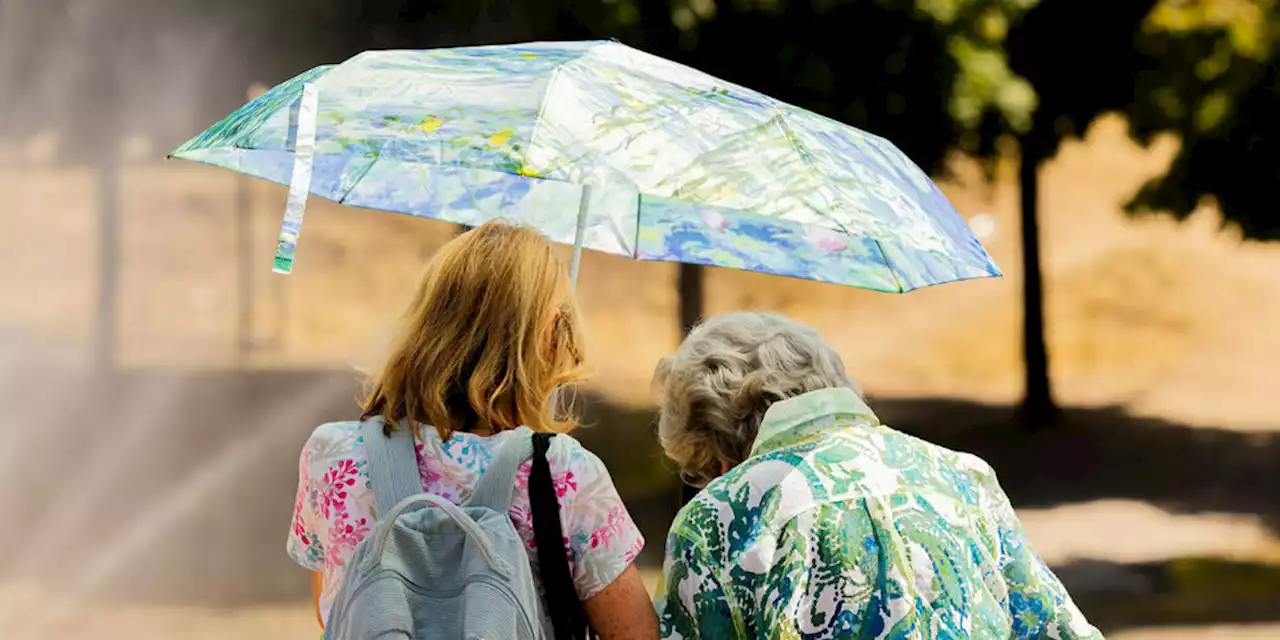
873,238 -> 906,294
334,148 -> 383,206
599,44 -> 765,110
544,45 -> 875,253
767,107 -> 860,239
524,43 -> 600,179
649,111 -> 858,239
627,91 -> 863,242
594,48 -> 861,237
525,65 -> 562,178
649,118 -> 777,195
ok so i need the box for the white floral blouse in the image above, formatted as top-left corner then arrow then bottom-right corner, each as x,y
288,421 -> 645,628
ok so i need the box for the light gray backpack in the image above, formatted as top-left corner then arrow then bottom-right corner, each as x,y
322,418 -> 547,640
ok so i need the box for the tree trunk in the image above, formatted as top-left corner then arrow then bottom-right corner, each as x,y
677,263 -> 704,335
677,263 -> 704,506
1017,134 -> 1057,428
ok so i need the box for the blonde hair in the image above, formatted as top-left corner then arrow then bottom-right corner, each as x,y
653,312 -> 855,486
361,221 -> 589,440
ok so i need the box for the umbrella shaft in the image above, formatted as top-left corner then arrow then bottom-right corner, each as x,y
568,185 -> 591,288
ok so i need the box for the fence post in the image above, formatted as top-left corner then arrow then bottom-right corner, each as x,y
235,173 -> 254,364
94,146 -> 121,371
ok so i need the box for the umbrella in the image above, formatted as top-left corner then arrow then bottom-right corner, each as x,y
171,40 -> 1000,291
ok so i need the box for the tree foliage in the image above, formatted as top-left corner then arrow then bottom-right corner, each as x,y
663,0 -> 1037,174
1126,0 -> 1280,240
999,0 -> 1280,242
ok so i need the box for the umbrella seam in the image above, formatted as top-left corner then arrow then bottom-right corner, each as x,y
532,43 -> 642,258
600,44 -> 766,111
524,44 -> 598,180
633,192 -> 643,259
334,149 -> 382,206
769,108 -> 862,240
873,238 -> 906,294
591,47 -> 876,244
652,116 -> 792,196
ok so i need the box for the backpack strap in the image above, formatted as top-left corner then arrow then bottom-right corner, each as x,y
362,417 -> 424,518
530,432 -> 596,640
468,427 -> 534,512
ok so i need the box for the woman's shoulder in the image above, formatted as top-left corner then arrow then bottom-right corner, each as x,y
544,431 -> 605,469
536,430 -> 626,496
877,424 -> 996,476
308,420 -> 365,444
301,421 -> 368,467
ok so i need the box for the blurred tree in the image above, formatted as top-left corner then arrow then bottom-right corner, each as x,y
1000,0 -> 1159,428
1002,0 -> 1280,428
1126,0 -> 1280,241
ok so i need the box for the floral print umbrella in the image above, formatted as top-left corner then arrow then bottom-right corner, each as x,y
171,40 -> 1000,291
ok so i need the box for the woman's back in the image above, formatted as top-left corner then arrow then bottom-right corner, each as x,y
290,420 -> 644,631
286,222 -> 656,638
656,388 -> 1100,638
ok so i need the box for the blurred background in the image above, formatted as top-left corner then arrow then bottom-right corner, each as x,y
2,0 -> 1280,638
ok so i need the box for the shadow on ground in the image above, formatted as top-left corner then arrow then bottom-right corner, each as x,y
0,363 -> 1276,634
1055,557 -> 1280,633
870,398 -> 1280,533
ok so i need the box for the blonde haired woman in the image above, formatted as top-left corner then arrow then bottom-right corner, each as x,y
287,221 -> 656,639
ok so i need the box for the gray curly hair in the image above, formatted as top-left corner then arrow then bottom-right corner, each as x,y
652,311 -> 857,487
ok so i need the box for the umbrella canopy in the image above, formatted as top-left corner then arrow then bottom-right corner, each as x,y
172,40 -> 1000,291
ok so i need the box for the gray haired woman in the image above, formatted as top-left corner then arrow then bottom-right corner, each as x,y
651,312 -> 1100,640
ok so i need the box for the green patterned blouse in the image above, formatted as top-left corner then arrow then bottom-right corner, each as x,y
654,388 -> 1102,639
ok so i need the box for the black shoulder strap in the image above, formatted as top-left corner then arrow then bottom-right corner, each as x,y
530,432 -> 595,640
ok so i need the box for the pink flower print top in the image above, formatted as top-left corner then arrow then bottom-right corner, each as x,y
287,421 -> 645,629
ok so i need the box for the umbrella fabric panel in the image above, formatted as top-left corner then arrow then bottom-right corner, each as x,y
341,161 -> 589,245
175,144 -> 639,258
175,65 -> 337,154
312,48 -> 558,175
176,147 -> 373,205
635,196 -> 996,293
174,42 -> 642,257
780,106 -> 996,275
530,43 -> 997,279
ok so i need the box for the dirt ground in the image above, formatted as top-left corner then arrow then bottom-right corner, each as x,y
2,115 -> 1279,638
5,581 -> 1280,640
